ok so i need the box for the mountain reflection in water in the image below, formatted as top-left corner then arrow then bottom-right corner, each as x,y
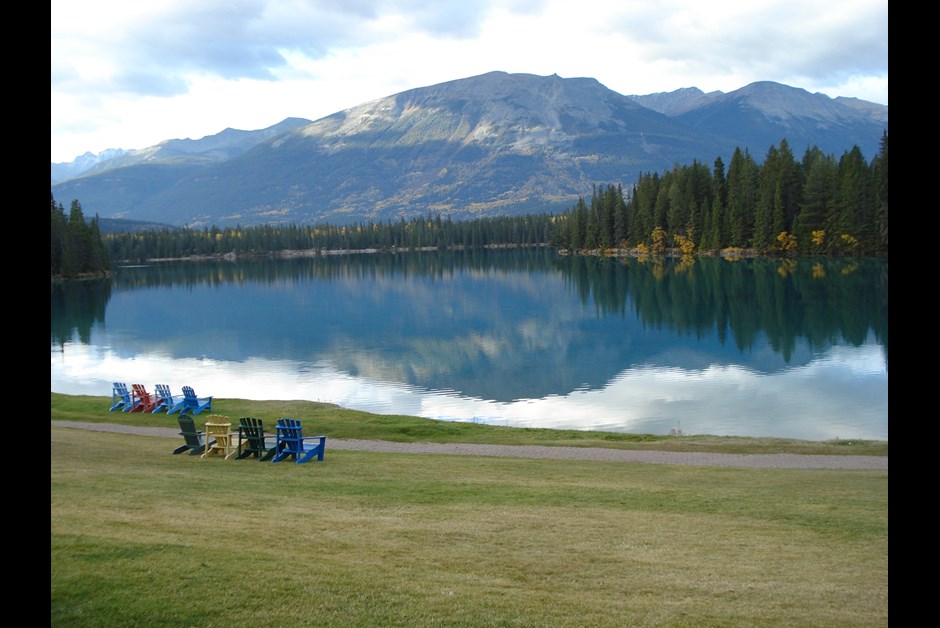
51,249 -> 887,441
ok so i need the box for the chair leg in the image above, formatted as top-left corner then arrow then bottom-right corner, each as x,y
298,442 -> 324,464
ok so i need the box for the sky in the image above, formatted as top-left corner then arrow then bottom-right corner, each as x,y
51,0 -> 888,164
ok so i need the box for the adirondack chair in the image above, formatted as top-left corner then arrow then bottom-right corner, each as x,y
236,417 -> 277,461
271,418 -> 327,464
152,384 -> 177,413
109,382 -> 133,412
172,414 -> 216,455
165,388 -> 190,414
201,417 -> 238,460
179,385 -> 213,415
130,384 -> 157,413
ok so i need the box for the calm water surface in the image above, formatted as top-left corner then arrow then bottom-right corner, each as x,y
51,248 -> 888,441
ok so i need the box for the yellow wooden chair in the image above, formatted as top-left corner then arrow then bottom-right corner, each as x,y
201,416 -> 238,460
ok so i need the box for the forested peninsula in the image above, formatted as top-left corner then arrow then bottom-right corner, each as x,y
52,134 -> 887,276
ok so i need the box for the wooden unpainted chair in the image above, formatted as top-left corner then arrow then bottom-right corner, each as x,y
201,417 -> 238,460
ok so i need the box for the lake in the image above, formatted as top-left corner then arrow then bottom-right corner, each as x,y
50,247 -> 888,441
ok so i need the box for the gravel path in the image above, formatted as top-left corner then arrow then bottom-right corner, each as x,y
52,421 -> 888,470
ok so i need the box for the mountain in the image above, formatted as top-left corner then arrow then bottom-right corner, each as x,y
626,86 -> 723,116
629,81 -> 887,160
51,72 -> 887,229
51,148 -> 128,185
50,117 -> 312,184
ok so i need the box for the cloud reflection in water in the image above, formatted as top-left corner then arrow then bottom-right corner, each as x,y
52,340 -> 886,441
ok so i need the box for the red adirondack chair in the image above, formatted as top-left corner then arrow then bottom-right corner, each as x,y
130,384 -> 157,413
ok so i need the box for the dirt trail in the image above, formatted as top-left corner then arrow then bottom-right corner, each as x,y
51,421 -> 888,470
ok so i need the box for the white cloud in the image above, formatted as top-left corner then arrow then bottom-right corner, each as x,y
51,0 -> 887,163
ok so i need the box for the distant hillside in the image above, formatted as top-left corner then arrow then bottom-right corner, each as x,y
51,72 -> 887,228
96,217 -> 180,234
51,117 -> 313,184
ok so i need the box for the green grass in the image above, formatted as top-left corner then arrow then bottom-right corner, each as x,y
52,394 -> 887,626
52,393 -> 888,456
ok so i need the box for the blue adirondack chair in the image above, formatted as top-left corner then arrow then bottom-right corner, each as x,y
271,418 -> 327,464
109,382 -> 133,412
178,385 -> 213,415
152,384 -> 177,413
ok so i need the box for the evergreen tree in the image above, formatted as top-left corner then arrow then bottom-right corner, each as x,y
613,184 -> 628,246
50,195 -> 112,277
776,138 -> 801,231
752,144 -> 780,250
631,173 -> 658,244
665,166 -> 688,234
653,174 -> 671,231
86,214 -> 110,273
685,159 -> 711,241
726,148 -> 759,247
710,156 -> 727,248
794,148 -> 838,250
51,195 -> 66,275
835,145 -> 873,251
585,194 -> 600,249
771,183 -> 786,241
873,131 -> 888,249
62,200 -> 89,276
569,197 -> 587,249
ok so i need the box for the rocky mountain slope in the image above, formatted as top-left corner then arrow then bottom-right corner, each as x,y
51,71 -> 887,228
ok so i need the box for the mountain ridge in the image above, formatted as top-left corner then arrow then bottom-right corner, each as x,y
51,71 -> 887,228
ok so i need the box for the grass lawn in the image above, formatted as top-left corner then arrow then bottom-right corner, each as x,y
51,394 -> 888,626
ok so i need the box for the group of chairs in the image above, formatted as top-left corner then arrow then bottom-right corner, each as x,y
173,414 -> 327,464
110,383 -> 212,415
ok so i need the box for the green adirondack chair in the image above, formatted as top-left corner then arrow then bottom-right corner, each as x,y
172,414 -> 216,455
236,417 -> 277,461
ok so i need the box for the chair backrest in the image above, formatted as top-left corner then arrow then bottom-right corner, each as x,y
132,384 -> 155,412
182,386 -> 196,400
204,419 -> 233,444
202,417 -> 237,459
155,384 -> 173,401
177,414 -> 204,447
275,418 -> 305,453
113,382 -> 131,401
239,417 -> 266,447
110,382 -> 132,411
